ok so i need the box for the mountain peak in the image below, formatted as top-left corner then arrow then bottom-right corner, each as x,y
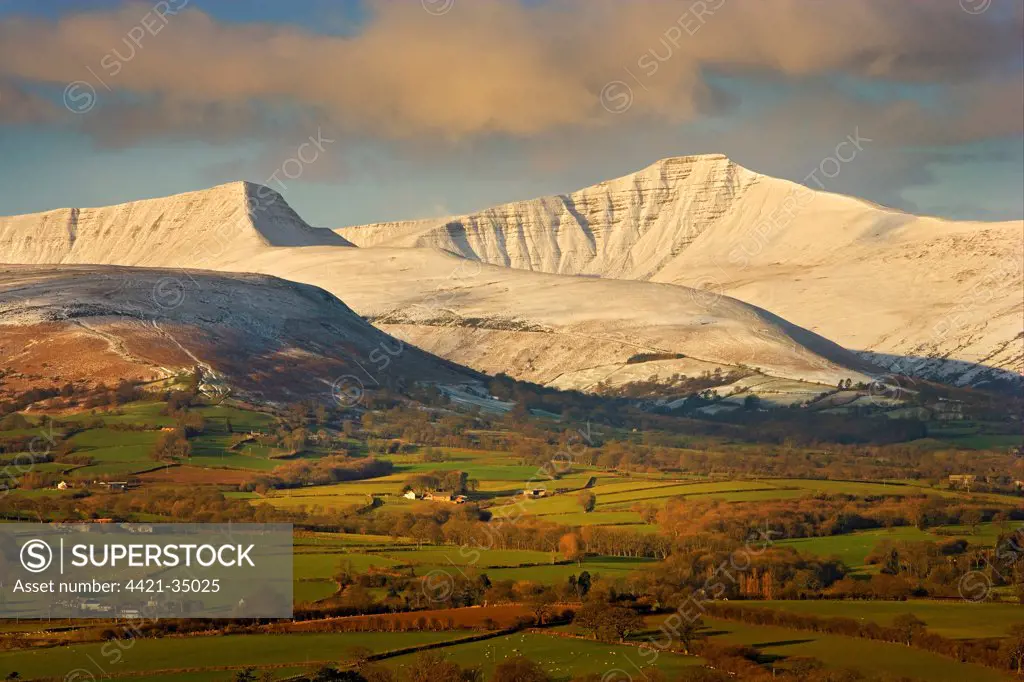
0,180 -> 348,268
165,180 -> 286,213
337,151 -> 764,277
596,153 -> 755,192
651,152 -> 731,164
641,153 -> 741,173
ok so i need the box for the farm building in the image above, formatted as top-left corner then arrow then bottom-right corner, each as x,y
423,492 -> 468,504
948,474 -> 977,489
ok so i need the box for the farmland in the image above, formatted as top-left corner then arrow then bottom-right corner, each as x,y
66,428 -> 163,478
778,523 -> 1022,574
294,552 -> 404,579
776,527 -> 936,573
381,548 -> 555,567
1,391 -> 1022,682
481,556 -> 656,583
0,632 -> 468,680
383,631 -> 699,679
287,545 -> 655,588
737,600 -> 1024,639
0,628 -> 697,681
699,617 -> 1009,682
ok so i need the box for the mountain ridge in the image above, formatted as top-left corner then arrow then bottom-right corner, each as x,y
1,162 -> 1017,393
0,264 -> 474,402
0,178 -> 883,398
0,181 -> 350,268
334,154 -> 1023,387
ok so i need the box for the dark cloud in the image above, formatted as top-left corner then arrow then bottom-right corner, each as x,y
0,0 -> 1018,222
0,0 -> 1019,143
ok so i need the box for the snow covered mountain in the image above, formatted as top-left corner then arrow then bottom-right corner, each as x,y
336,155 -> 1023,387
0,182 -> 879,400
0,265 -> 474,402
0,181 -> 350,267
226,245 -> 879,399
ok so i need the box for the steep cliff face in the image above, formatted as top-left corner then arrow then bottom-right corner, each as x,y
336,155 -> 1024,387
0,181 -> 350,268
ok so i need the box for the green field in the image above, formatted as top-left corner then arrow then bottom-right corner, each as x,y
383,448 -> 557,484
18,461 -> 82,474
543,511 -> 646,526
384,631 -> 699,680
265,479 -> 408,499
761,478 -> 946,497
294,552 -> 404,579
705,488 -> 810,502
188,434 -> 282,470
290,535 -> 418,602
383,547 -> 556,568
66,428 -> 163,478
192,405 -> 277,432
68,428 -> 160,459
482,556 -> 656,583
930,521 -> 1022,547
51,405 -> 284,477
927,424 -> 1023,450
263,492 -> 375,511
778,527 -> 936,572
779,524 -> 1017,574
392,461 -> 544,482
596,522 -> 661,534
3,394 -> 1021,681
73,461 -> 165,477
57,401 -> 176,427
699,617 -> 1008,682
294,532 -> 414,549
128,669 -> 309,682
0,632 -> 467,680
489,478 -> 818,521
61,425 -> 286,477
738,600 -> 1024,639
596,480 -> 775,505
287,544 -> 652,586
294,580 -> 338,603
250,466 -> 1005,535
488,493 -> 582,517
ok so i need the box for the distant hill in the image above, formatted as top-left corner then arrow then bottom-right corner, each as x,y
0,265 -> 475,402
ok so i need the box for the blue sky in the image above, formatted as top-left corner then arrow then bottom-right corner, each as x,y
0,0 -> 1021,226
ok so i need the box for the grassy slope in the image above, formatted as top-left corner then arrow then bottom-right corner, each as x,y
701,616 -> 1009,682
777,527 -> 935,573
737,600 -> 1024,639
383,631 -> 699,680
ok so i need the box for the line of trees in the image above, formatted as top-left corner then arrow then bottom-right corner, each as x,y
245,457 -> 394,492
